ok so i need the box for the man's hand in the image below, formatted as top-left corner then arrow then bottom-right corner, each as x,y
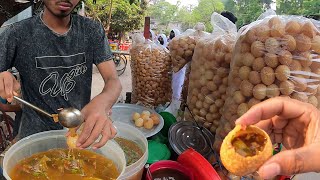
76,98 -> 117,149
236,97 -> 320,179
0,71 -> 20,102
75,60 -> 121,149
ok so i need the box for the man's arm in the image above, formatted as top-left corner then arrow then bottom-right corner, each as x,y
76,60 -> 122,149
91,60 -> 122,111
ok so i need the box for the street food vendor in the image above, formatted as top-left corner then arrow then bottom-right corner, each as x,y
0,0 -> 121,149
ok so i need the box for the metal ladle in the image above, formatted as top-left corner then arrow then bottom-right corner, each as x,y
13,96 -> 83,128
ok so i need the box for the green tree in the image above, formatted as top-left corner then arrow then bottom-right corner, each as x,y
111,0 -> 145,38
192,0 -> 224,32
222,0 -> 237,14
276,0 -> 304,15
148,0 -> 178,29
235,0 -> 265,27
85,0 -> 146,40
277,0 -> 320,19
302,0 -> 320,18
175,6 -> 194,31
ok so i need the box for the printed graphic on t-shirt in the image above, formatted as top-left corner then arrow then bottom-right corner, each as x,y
36,53 -> 87,101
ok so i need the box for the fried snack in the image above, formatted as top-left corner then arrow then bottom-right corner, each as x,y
132,111 -> 160,129
67,134 -> 78,149
185,34 -> 235,134
169,24 -> 209,72
214,14 -> 320,154
220,125 -> 272,176
132,112 -> 140,121
130,37 -> 172,108
150,114 -> 160,125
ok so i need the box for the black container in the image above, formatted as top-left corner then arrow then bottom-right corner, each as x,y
168,121 -> 215,161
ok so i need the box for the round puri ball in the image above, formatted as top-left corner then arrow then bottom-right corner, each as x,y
151,114 -> 160,125
289,60 -> 302,71
253,84 -> 267,100
233,91 -> 246,104
242,52 -> 255,67
311,35 -> 320,54
225,53 -> 232,63
301,21 -> 316,38
276,65 -> 290,81
285,21 -> 301,35
295,34 -> 312,52
207,81 -> 217,91
283,35 -> 296,52
239,66 -> 251,80
294,80 -> 308,92
308,96 -> 318,107
291,92 -> 308,102
267,84 -> 280,98
67,134 -> 79,149
268,16 -> 281,28
240,80 -> 254,97
265,38 -> 279,54
132,112 -> 140,121
241,43 -> 251,53
237,103 -> 249,117
249,71 -> 261,85
256,25 -> 270,42
245,29 -> 257,44
248,98 -> 261,108
265,53 -> 279,68
144,118 -> 154,129
271,23 -> 285,37
210,104 -> 218,113
261,67 -> 275,85
215,99 -> 224,108
252,57 -> 265,71
251,41 -> 265,58
280,80 -> 295,95
220,125 -> 273,176
279,50 -> 293,65
296,51 -> 312,67
135,118 -> 144,127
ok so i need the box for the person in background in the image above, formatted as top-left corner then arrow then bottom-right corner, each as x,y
236,97 -> 320,179
221,11 -> 238,24
166,28 -> 185,117
0,0 -> 121,149
157,34 -> 168,48
150,29 -> 159,44
168,28 -> 180,42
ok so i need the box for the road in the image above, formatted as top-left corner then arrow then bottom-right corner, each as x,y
91,62 -> 132,102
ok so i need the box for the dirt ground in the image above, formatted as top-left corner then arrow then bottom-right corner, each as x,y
91,61 -> 132,102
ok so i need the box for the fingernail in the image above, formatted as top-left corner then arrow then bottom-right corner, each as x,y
259,163 -> 281,179
76,143 -> 81,147
92,147 -> 97,150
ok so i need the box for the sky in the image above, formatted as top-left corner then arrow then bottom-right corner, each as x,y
166,0 -> 199,7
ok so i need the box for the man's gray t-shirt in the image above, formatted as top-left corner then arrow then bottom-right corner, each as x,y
0,14 -> 112,138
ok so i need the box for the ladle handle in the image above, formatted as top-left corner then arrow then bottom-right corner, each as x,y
13,96 -> 53,118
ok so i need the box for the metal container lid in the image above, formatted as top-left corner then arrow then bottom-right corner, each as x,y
169,121 -> 214,159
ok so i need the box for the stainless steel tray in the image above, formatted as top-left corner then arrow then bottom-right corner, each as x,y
111,103 -> 164,138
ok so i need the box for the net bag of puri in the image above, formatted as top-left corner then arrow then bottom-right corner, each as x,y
169,23 -> 210,116
213,12 -> 320,177
130,34 -> 172,108
184,12 -> 237,135
168,22 -> 210,73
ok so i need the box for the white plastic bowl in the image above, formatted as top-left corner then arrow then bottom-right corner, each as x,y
3,130 -> 126,180
114,122 -> 148,180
